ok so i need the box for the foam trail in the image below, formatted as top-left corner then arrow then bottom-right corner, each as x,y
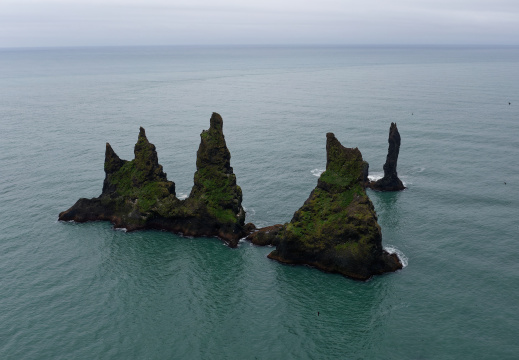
115,227 -> 127,232
384,245 -> 408,267
311,169 -> 325,177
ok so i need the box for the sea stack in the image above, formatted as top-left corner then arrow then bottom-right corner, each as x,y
59,113 -> 247,247
267,133 -> 402,280
182,112 -> 246,244
59,127 -> 177,229
368,122 -> 405,191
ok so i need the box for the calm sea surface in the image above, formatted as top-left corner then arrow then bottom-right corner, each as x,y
0,46 -> 518,359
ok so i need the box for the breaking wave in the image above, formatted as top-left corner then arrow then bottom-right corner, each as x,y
311,169 -> 325,177
368,172 -> 383,182
384,245 -> 408,267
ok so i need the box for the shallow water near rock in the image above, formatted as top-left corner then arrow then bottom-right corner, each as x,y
1,46 -> 518,359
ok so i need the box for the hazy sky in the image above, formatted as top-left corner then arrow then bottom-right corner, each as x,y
1,0 -> 518,47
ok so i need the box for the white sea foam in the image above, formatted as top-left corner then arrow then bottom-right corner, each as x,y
384,245 -> 408,267
368,172 -> 383,182
311,168 -> 325,177
115,227 -> 127,232
177,193 -> 188,200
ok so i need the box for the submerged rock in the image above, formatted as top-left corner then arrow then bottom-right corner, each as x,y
368,123 -> 405,191
267,133 -> 402,280
59,113 -> 247,247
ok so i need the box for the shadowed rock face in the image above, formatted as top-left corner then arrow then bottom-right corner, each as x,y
368,122 -> 405,191
267,133 -> 402,280
59,113 -> 247,247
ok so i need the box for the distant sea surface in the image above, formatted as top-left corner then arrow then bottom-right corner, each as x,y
1,46 -> 518,359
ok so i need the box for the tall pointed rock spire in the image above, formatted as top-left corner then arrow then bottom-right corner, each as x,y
369,123 -> 405,191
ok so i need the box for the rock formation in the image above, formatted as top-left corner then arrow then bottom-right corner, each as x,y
368,122 -> 405,191
246,224 -> 284,246
266,133 -> 402,280
59,113 -> 247,247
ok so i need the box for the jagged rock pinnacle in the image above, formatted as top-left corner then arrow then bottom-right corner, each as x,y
210,112 -> 223,132
59,114 -> 246,246
187,112 -> 245,243
267,133 -> 402,280
368,122 -> 405,191
104,142 -> 125,174
133,126 -> 169,184
102,142 -> 127,194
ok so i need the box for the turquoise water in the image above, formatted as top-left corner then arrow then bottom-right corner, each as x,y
1,46 -> 518,359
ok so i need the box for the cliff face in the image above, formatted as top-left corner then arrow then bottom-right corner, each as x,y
59,113 -> 247,246
267,133 -> 402,280
368,122 -> 405,191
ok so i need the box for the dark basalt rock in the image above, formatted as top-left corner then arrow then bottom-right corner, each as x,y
59,113 -> 247,247
267,133 -> 402,280
246,224 -> 284,246
368,122 -> 405,191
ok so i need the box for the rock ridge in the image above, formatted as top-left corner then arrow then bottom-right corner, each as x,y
59,112 -> 247,247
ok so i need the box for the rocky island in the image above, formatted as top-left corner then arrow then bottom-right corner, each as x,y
61,114 -> 404,280
252,133 -> 402,280
368,122 -> 405,191
59,113 -> 248,247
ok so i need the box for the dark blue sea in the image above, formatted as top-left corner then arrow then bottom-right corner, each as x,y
1,46 -> 518,359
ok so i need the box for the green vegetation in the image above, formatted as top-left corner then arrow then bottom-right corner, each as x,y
92,113 -> 245,236
270,133 -> 386,278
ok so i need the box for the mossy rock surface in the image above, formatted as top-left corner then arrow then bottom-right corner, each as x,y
59,113 -> 247,246
268,133 -> 402,280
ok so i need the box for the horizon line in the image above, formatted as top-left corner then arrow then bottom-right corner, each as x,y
2,43 -> 519,51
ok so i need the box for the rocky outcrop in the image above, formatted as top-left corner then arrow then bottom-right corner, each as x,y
246,224 -> 284,246
181,113 -> 247,243
267,133 -> 402,280
368,122 -> 405,191
59,113 -> 247,247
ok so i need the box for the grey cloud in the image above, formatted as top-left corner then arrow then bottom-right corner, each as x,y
0,0 -> 518,47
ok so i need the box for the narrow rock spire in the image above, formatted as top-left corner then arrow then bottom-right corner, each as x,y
104,142 -> 125,174
133,126 -> 169,184
188,112 -> 245,242
368,123 -> 405,191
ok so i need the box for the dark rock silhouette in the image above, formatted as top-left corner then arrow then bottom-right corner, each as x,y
59,113 -> 247,247
266,133 -> 402,280
368,122 -> 405,191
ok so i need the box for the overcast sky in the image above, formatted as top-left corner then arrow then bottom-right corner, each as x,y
1,0 -> 518,47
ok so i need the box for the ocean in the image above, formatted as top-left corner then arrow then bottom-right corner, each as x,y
0,45 -> 518,359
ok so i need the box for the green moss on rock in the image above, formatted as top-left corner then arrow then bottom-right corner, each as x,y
268,133 -> 402,280
59,113 -> 247,246
187,112 -> 245,228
